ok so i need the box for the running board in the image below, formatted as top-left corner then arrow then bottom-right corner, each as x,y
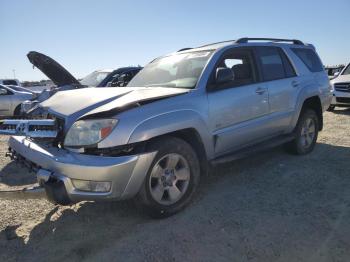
211,135 -> 295,165
0,185 -> 46,200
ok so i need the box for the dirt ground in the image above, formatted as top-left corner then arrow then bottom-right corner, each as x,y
0,110 -> 350,262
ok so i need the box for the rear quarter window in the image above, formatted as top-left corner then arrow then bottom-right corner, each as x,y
291,48 -> 324,72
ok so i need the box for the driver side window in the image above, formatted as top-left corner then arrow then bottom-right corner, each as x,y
210,49 -> 257,90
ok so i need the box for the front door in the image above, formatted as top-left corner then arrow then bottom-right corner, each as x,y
207,48 -> 270,156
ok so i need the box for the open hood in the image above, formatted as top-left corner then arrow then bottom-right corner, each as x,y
27,51 -> 81,87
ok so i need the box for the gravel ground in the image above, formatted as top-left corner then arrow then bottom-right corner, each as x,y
0,110 -> 350,262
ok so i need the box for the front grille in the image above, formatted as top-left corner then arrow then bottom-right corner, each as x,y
334,82 -> 350,93
52,117 -> 65,146
336,97 -> 350,104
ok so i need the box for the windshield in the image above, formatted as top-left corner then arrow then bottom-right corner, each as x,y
342,64 -> 350,75
80,71 -> 111,86
128,51 -> 213,89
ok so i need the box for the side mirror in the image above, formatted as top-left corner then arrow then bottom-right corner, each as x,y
333,72 -> 340,77
0,88 -> 7,95
216,67 -> 234,84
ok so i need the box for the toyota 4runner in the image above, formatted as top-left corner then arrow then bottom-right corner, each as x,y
0,38 -> 332,217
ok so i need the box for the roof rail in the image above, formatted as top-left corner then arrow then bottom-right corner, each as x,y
197,40 -> 236,48
177,48 -> 193,52
235,38 -> 304,45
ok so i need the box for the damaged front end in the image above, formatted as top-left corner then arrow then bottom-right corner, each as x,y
0,119 -> 58,138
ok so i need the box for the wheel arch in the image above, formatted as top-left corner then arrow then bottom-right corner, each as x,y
294,95 -> 323,131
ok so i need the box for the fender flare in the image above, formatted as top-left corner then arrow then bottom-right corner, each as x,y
127,109 -> 214,159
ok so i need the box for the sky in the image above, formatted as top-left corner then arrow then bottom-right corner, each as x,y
0,0 -> 349,81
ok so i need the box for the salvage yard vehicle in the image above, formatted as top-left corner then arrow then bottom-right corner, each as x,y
80,67 -> 142,87
328,62 -> 350,111
0,38 -> 332,217
325,65 -> 345,79
21,52 -> 141,113
0,79 -> 21,86
0,84 -> 37,117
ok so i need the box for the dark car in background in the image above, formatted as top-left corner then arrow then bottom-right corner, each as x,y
80,67 -> 142,87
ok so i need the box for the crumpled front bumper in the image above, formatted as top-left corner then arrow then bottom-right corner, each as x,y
5,136 -> 156,203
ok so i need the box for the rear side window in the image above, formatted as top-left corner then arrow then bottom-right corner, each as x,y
255,47 -> 295,81
291,48 -> 324,72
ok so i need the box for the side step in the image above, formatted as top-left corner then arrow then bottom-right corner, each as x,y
211,135 -> 294,165
0,186 -> 46,200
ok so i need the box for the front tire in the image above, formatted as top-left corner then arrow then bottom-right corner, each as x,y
286,109 -> 319,155
136,136 -> 200,218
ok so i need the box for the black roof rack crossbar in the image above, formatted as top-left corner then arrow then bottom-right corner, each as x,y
177,48 -> 193,52
235,38 -> 304,45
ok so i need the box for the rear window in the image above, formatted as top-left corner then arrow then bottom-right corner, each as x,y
255,47 -> 296,81
2,80 -> 18,85
291,48 -> 323,72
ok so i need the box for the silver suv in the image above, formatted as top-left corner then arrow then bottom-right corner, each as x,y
0,38 -> 332,217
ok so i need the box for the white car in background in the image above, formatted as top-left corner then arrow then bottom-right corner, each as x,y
329,63 -> 350,111
0,84 -> 37,117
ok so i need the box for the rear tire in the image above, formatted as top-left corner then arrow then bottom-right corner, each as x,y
286,109 -> 319,155
135,136 -> 200,218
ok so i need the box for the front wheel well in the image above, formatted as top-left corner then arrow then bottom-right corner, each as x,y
147,128 -> 209,176
14,104 -> 22,116
301,96 -> 323,131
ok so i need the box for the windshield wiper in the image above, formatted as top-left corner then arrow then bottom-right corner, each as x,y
145,83 -> 177,88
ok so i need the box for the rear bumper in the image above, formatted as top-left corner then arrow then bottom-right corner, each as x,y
6,136 -> 156,203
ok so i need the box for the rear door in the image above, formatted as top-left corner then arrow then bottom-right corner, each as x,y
254,46 -> 298,132
207,47 -> 270,156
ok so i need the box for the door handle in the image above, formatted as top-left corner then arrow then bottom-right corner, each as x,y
291,80 -> 299,88
255,87 -> 267,95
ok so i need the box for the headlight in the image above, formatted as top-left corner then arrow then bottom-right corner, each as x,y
64,119 -> 118,147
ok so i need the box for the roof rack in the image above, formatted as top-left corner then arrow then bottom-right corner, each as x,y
197,40 -> 236,48
177,48 -> 193,52
235,38 -> 304,45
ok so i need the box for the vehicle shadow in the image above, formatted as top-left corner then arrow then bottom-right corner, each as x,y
0,162 -> 37,186
332,107 -> 350,115
1,142 -> 350,261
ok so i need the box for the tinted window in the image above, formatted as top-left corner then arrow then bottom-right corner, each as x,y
279,50 -> 296,77
210,49 -> 256,88
2,80 -> 18,85
256,47 -> 286,81
291,48 -> 323,72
